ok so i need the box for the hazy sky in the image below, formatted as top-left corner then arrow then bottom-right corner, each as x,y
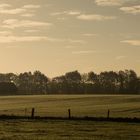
0,0 -> 140,77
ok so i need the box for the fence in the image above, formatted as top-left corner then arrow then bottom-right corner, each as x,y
0,107 -> 140,123
0,108 -> 112,118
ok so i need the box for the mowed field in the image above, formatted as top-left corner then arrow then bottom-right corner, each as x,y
0,95 -> 140,140
0,95 -> 140,118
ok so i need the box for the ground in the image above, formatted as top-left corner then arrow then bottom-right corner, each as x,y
0,119 -> 140,140
0,95 -> 140,118
0,95 -> 140,140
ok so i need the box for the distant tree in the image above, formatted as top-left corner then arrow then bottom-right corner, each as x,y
118,70 -> 125,92
87,72 -> 98,83
48,71 -> 82,94
52,75 -> 66,83
32,71 -> 49,94
65,71 -> 82,94
15,71 -> 49,94
85,72 -> 100,93
99,71 -> 119,93
65,71 -> 81,83
126,70 -> 138,93
0,73 -> 17,83
118,70 -> 140,93
81,73 -> 88,83
49,75 -> 68,93
0,82 -> 17,95
0,69 -> 139,95
16,72 -> 33,93
137,78 -> 140,94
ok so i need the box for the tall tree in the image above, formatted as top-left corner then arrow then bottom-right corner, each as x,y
65,71 -> 81,83
99,71 -> 119,93
32,71 -> 49,94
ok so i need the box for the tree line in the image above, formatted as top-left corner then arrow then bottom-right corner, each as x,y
0,70 -> 140,95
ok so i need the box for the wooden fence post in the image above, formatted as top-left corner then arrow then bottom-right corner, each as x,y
68,109 -> 71,119
31,108 -> 35,118
25,108 -> 27,117
107,109 -> 110,119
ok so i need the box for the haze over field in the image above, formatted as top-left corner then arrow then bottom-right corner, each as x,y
0,0 -> 140,77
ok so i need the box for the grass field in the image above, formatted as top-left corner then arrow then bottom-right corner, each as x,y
0,95 -> 140,140
0,95 -> 140,118
0,119 -> 140,140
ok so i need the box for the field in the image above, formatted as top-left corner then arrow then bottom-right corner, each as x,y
0,95 -> 140,118
0,95 -> 140,140
0,119 -> 140,140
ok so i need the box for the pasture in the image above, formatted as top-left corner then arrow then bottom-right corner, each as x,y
0,119 -> 140,140
0,95 -> 140,118
0,95 -> 140,140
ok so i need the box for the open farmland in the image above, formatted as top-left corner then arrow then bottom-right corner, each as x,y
0,95 -> 140,118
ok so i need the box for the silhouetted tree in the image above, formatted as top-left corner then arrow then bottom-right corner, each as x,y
0,69 -> 139,95
99,71 -> 119,93
17,72 -> 33,93
65,71 -> 81,83
0,82 -> 17,95
32,71 -> 49,94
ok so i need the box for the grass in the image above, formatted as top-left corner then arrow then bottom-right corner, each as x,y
0,95 -> 140,118
0,95 -> 140,139
0,119 -> 140,140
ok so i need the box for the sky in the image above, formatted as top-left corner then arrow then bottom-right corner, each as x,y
0,0 -> 140,77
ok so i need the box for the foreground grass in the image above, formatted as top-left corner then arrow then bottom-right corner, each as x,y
0,95 -> 140,118
0,119 -> 139,140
